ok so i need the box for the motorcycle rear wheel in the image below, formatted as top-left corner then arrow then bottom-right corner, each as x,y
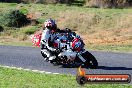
41,51 -> 47,58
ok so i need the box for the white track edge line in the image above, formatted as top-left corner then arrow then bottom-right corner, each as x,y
0,65 -> 60,75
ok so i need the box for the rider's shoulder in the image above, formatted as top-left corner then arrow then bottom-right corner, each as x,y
56,28 -> 72,33
56,28 -> 65,33
42,28 -> 50,34
43,28 -> 50,31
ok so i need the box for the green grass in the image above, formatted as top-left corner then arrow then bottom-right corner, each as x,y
86,44 -> 132,53
0,66 -> 131,88
20,26 -> 39,35
0,41 -> 33,47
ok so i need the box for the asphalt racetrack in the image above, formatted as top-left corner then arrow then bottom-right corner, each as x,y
0,45 -> 132,83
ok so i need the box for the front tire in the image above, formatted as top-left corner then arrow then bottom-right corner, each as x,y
82,51 -> 98,69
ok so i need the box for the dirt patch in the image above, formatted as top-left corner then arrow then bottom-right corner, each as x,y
77,28 -> 132,45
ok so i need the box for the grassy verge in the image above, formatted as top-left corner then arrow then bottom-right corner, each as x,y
86,44 -> 132,52
0,40 -> 32,47
0,67 -> 131,88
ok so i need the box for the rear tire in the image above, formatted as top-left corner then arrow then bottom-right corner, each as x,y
40,43 -> 47,58
41,50 -> 49,62
82,51 -> 98,69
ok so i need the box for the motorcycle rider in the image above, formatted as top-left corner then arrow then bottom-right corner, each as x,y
40,18 -> 84,61
39,19 -> 97,68
41,18 -> 59,61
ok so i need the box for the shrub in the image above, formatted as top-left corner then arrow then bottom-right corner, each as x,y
21,26 -> 37,35
1,10 -> 30,28
24,28 -> 36,35
19,8 -> 29,15
56,0 -> 74,4
21,0 -> 35,3
1,0 -> 75,4
0,0 -> 21,3
35,0 -> 74,4
0,25 -> 4,32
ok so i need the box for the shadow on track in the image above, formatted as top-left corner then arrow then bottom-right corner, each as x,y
59,64 -> 81,68
59,64 -> 132,70
97,66 -> 132,70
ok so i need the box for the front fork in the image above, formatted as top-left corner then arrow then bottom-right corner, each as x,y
77,54 -> 86,63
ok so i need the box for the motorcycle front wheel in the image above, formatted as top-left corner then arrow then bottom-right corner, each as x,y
82,51 -> 98,69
